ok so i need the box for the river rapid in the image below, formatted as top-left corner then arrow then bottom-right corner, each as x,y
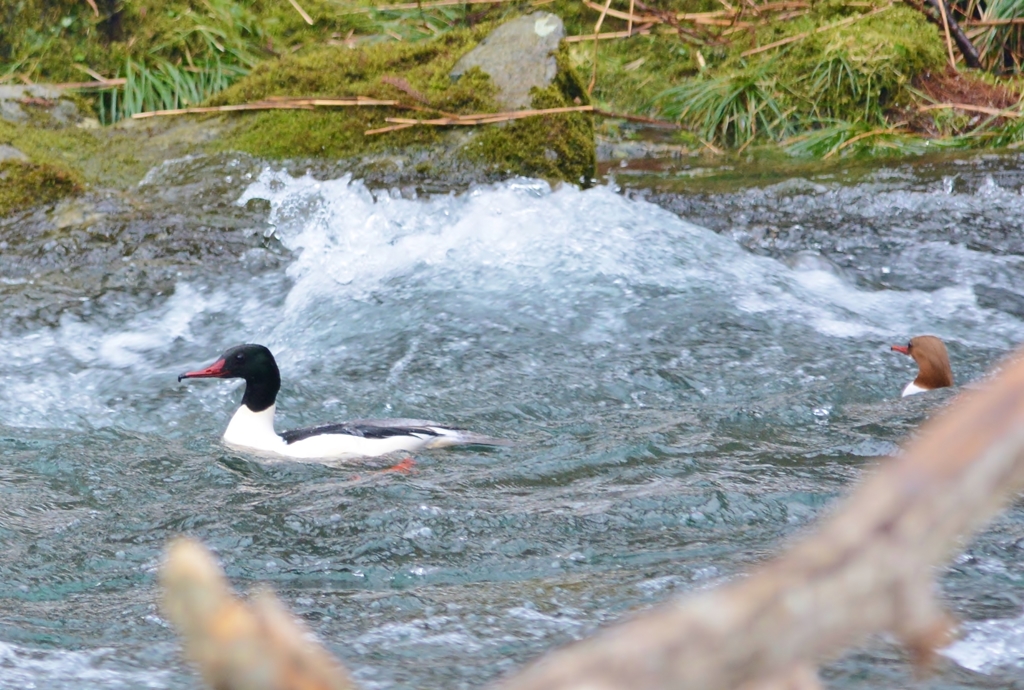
2,152 -> 1024,688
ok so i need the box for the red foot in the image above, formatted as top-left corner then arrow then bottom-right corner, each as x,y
381,457 -> 417,474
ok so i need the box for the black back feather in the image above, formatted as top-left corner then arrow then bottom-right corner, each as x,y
281,423 -> 442,445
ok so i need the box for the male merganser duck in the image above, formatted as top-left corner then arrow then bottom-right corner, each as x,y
179,344 -> 508,460
890,335 -> 954,397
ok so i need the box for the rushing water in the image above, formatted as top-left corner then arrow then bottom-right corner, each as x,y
3,153 -> 1024,688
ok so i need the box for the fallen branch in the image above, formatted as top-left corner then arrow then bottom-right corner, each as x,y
130,96 -> 399,119
365,105 -> 595,134
563,28 -> 652,42
929,0 -> 981,67
919,102 -> 1023,117
964,17 -> 1024,25
593,108 -> 681,128
741,4 -> 892,57
162,538 -> 355,690
53,78 -> 128,89
914,0 -> 982,68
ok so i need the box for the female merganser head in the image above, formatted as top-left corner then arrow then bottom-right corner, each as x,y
179,344 -> 508,460
890,335 -> 953,397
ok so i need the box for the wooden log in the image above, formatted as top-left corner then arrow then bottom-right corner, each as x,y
161,538 -> 356,690
495,348 -> 1024,690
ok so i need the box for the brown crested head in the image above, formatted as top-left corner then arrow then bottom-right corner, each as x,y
890,335 -> 953,390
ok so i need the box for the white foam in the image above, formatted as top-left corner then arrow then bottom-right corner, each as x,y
240,170 -> 1024,351
0,641 -> 170,689
943,612 -> 1024,673
3,172 -> 1024,430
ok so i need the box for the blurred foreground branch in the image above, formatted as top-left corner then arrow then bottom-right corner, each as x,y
163,347 -> 1024,690
161,539 -> 355,690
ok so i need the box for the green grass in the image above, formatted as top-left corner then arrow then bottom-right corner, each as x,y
958,0 -> 1024,71
656,63 -> 791,147
1,0 -> 1020,161
98,56 -> 249,123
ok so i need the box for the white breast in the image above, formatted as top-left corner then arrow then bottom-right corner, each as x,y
901,381 -> 928,397
222,404 -> 286,454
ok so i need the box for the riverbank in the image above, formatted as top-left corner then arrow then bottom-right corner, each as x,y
2,0 -> 1024,214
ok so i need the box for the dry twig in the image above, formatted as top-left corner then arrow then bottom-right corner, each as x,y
366,104 -> 595,134
935,0 -> 959,69
130,96 -> 399,119
593,108 -> 681,128
55,78 -> 128,89
919,102 -> 1023,117
964,17 -> 1024,25
563,28 -> 652,42
286,0 -> 314,24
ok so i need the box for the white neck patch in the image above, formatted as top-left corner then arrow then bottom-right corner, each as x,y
901,381 -> 929,397
223,404 -> 286,453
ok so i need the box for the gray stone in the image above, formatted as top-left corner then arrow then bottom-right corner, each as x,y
0,144 -> 29,163
450,12 -> 564,110
0,85 -> 80,126
1,100 -> 26,123
49,99 -> 80,125
0,85 -> 63,100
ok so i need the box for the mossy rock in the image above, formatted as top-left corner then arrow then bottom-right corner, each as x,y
212,25 -> 595,185
777,5 -> 947,120
469,47 -> 594,185
0,160 -> 81,217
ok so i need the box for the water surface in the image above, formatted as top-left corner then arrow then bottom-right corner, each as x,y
2,154 -> 1024,688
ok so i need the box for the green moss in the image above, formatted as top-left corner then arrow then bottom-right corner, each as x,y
212,27 -> 497,159
471,46 -> 596,184
0,160 -> 81,217
212,28 -> 595,184
652,2 -> 948,148
0,119 -> 142,187
777,5 -> 947,122
567,34 -> 699,116
0,0 -> 972,161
